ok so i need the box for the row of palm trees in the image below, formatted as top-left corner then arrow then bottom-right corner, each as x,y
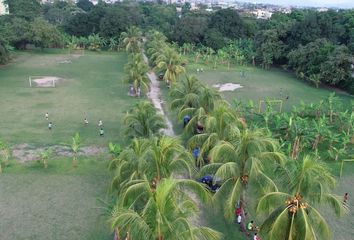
109,31 -> 223,239
111,29 -> 349,239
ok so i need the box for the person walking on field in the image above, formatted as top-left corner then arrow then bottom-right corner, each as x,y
98,120 -> 103,127
45,112 -> 49,120
99,128 -> 104,137
48,122 -> 53,130
84,118 -> 89,125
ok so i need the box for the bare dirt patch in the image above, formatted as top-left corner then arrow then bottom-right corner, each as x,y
212,83 -> 243,92
12,144 -> 108,162
31,76 -> 61,87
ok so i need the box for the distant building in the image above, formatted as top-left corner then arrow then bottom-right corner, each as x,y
0,0 -> 8,15
252,9 -> 273,19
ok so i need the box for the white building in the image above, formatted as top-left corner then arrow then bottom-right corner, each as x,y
0,0 -> 8,15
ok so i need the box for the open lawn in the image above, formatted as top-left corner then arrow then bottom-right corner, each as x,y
0,49 -> 138,146
0,157 -> 112,240
187,60 -> 353,111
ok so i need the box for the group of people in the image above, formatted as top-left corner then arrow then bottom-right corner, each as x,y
45,112 -> 105,136
235,205 -> 261,240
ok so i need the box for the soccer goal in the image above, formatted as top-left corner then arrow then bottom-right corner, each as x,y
258,99 -> 283,113
340,159 -> 354,178
29,76 -> 58,88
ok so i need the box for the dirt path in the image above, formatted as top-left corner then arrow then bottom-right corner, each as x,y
12,144 -> 107,162
144,55 -> 203,225
146,72 -> 175,136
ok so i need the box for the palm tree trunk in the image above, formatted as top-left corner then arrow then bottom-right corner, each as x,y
114,227 -> 120,240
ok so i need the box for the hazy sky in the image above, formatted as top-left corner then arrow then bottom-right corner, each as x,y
236,0 -> 354,8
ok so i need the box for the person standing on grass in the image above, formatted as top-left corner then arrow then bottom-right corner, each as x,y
84,117 -> 89,125
48,122 -> 53,130
98,120 -> 103,127
253,233 -> 261,240
45,112 -> 49,120
100,128 -> 104,137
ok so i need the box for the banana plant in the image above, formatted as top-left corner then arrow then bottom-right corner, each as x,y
39,148 -> 53,169
0,140 -> 11,174
71,133 -> 81,168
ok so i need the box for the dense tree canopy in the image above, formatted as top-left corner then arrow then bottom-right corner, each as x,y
1,1 -> 354,93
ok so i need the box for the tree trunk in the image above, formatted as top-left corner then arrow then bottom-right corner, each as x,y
114,228 -> 120,240
73,155 -> 78,168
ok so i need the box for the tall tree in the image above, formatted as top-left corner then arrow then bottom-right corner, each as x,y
200,128 -> 285,221
124,101 -> 166,139
156,47 -> 185,87
257,155 -> 347,240
121,26 -> 143,53
111,178 -> 221,240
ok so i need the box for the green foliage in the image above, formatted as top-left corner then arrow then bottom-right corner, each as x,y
31,18 -> 63,49
124,101 -> 166,139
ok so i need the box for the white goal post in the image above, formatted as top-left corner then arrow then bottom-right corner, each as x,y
258,99 -> 283,113
29,76 -> 56,88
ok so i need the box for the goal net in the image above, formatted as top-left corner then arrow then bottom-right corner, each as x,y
258,99 -> 283,113
340,159 -> 354,177
29,76 -> 57,88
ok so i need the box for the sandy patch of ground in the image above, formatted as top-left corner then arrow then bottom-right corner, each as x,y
12,144 -> 108,162
59,60 -> 72,64
31,76 -> 61,87
213,83 -> 243,92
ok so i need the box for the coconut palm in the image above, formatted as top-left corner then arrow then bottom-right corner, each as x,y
179,86 -> 222,136
124,101 -> 166,139
199,128 -> 285,219
187,102 -> 244,167
257,155 -> 347,240
110,136 -> 195,191
169,75 -> 203,115
156,47 -> 186,87
143,136 -> 195,183
71,133 -> 81,167
109,138 -> 150,193
121,26 -> 143,53
125,53 -> 150,96
111,178 -> 221,240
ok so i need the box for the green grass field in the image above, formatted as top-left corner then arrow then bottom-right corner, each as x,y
0,49 -> 138,146
0,50 -> 133,240
186,60 -> 353,111
0,158 -> 112,240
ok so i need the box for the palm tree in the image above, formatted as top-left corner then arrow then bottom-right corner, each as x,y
109,138 -> 150,192
257,155 -> 347,240
169,75 -> 203,115
121,26 -> 143,53
179,86 -> 222,136
143,136 -> 195,183
110,136 -> 195,191
125,53 -> 150,96
111,178 -> 221,240
71,133 -> 81,168
124,101 -> 166,139
199,128 -> 285,220
156,47 -> 186,87
187,102 -> 244,167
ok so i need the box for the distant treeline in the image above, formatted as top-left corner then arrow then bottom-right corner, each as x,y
1,0 -> 353,93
